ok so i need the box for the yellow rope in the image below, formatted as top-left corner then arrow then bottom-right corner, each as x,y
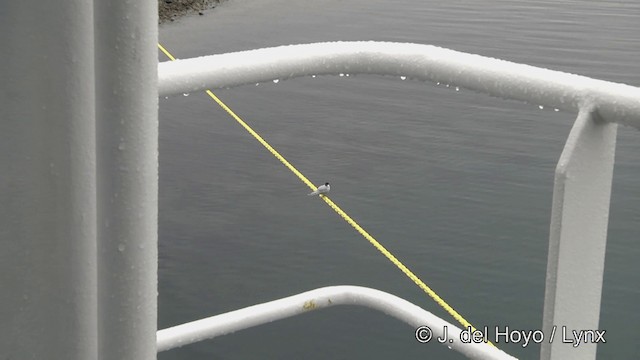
158,43 -> 492,345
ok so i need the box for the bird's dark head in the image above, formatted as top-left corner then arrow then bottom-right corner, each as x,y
325,182 -> 330,186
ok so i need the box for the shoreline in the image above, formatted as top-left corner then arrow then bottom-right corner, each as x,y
158,0 -> 224,23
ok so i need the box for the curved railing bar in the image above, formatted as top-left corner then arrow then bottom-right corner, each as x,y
157,285 -> 516,359
158,41 -> 640,129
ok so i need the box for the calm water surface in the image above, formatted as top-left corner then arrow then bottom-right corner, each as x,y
158,1 -> 640,359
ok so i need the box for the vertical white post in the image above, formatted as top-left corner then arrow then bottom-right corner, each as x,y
541,108 -> 617,360
0,1 -> 97,359
94,0 -> 158,359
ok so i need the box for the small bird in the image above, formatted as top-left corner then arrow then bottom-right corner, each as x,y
308,182 -> 330,196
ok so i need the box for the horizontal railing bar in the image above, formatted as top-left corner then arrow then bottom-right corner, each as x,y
157,285 -> 516,359
158,41 -> 640,129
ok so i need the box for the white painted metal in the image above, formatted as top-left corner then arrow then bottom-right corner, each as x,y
158,41 -> 640,128
94,0 -> 159,359
541,109 -> 617,360
157,286 -> 517,360
0,1 -> 97,359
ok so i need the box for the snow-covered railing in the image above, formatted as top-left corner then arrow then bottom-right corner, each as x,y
157,286 -> 516,359
158,42 -> 640,128
158,42 -> 639,360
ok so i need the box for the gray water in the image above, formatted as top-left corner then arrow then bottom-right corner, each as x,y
157,1 -> 640,359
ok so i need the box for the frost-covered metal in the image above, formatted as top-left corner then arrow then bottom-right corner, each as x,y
1,1 -> 157,359
158,41 -> 640,129
95,1 -> 159,359
158,41 -> 639,360
541,108 -> 617,360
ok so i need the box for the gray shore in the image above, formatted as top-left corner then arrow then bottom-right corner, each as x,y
158,0 -> 224,23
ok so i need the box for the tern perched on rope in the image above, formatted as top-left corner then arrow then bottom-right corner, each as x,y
308,182 -> 330,196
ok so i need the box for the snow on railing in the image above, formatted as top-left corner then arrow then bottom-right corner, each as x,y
158,41 -> 640,128
158,42 -> 640,360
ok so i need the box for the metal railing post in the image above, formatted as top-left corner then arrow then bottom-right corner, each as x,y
94,0 -> 158,358
541,108 -> 617,360
0,1 -> 97,359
